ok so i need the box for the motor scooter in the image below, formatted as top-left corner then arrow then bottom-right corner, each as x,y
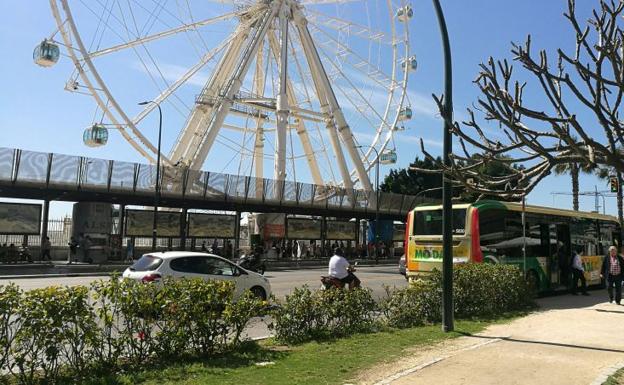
237,252 -> 266,275
321,262 -> 360,290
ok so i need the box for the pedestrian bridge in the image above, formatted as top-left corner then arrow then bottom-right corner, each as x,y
0,147 -> 425,220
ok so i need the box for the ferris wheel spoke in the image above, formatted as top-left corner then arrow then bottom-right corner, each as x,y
314,37 -> 399,175
287,30 -> 337,185
308,22 -> 394,90
132,35 -> 234,127
304,8 -> 393,45
170,20 -> 253,166
88,12 -> 237,58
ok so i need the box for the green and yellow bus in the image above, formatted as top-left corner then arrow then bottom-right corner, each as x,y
404,200 -> 620,292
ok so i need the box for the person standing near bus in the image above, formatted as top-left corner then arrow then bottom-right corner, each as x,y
570,247 -> 589,296
600,245 -> 624,304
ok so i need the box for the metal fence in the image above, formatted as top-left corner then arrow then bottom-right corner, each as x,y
0,147 -> 424,216
0,218 -> 70,247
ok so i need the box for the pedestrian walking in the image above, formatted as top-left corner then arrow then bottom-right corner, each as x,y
7,244 -> 17,264
82,235 -> 92,263
125,239 -> 134,263
68,236 -> 78,264
570,247 -> 589,296
600,245 -> 624,304
41,236 -> 52,262
0,243 -> 7,264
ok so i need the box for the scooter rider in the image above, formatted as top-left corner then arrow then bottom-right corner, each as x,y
328,247 -> 360,289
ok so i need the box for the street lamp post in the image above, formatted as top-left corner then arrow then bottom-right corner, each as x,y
432,0 -> 455,332
357,145 -> 380,262
138,101 -> 162,251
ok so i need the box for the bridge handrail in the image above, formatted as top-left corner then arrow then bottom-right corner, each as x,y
0,147 -> 425,215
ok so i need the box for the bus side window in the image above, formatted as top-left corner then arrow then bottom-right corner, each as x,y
539,224 -> 550,257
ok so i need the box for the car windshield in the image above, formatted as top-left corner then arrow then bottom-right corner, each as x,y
130,254 -> 163,271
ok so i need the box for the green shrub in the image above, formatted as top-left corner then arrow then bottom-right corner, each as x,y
0,277 -> 264,384
155,277 -> 234,357
381,263 -> 533,329
270,286 -> 378,344
452,263 -> 533,318
223,290 -> 268,347
12,285 -> 96,385
379,280 -> 442,328
0,284 -> 21,379
321,288 -> 378,335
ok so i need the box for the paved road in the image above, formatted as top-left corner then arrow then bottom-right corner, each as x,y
0,265 -> 408,299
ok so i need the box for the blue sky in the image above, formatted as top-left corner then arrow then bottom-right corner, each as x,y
0,1 -> 615,218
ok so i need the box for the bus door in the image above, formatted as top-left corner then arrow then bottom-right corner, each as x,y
550,224 -> 571,288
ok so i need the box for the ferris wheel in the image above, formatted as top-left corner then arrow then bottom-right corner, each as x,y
38,0 -> 415,193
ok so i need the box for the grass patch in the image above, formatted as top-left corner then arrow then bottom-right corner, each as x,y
603,366 -> 624,385
77,318 -> 515,385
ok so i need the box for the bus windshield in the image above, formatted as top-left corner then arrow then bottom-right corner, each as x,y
413,209 -> 467,235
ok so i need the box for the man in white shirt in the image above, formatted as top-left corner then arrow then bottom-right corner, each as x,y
571,247 -> 589,296
328,248 -> 360,289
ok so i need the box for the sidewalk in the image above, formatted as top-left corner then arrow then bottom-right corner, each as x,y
365,293 -> 624,385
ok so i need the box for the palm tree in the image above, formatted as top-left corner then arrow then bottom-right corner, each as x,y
596,167 -> 623,238
554,162 -> 597,211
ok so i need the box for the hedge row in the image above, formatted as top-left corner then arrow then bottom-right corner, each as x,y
0,277 -> 264,385
271,263 -> 534,343
0,264 -> 534,383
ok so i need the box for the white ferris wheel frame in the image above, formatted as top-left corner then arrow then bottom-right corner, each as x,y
48,0 -> 412,192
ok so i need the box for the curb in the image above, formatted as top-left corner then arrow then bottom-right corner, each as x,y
590,360 -> 624,385
0,272 -> 114,280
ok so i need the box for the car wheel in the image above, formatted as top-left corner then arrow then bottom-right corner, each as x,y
250,286 -> 267,301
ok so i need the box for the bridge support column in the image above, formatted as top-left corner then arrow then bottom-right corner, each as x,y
118,204 -> 126,238
41,199 -> 50,262
355,218 -> 361,246
234,211 -> 241,257
180,208 -> 188,251
321,216 -> 327,258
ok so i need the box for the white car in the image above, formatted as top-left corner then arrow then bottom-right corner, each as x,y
122,251 -> 271,300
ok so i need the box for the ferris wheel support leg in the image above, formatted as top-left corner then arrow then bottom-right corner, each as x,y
293,11 -> 353,192
170,22 -> 250,167
274,5 -> 290,197
294,11 -> 373,192
267,30 -> 324,187
189,5 -> 280,171
253,41 -> 266,199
